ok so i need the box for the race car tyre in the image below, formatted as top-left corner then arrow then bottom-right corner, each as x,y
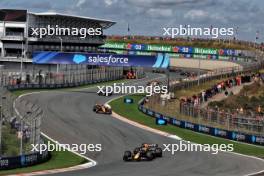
155,147 -> 162,157
123,151 -> 132,161
106,110 -> 112,114
146,151 -> 154,161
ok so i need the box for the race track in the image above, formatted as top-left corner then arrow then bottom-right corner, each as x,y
19,73 -> 264,176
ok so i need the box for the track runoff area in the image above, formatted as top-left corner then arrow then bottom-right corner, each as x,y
11,51 -> 263,176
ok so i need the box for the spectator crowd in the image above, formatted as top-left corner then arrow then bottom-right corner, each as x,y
180,74 -> 256,107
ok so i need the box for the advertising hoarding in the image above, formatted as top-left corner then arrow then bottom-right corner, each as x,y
100,42 -> 242,57
33,51 -> 170,68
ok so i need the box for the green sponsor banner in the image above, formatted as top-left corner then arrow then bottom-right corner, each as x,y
168,53 -> 180,57
219,56 -> 230,60
194,47 -> 218,55
193,54 -> 207,59
136,51 -> 153,56
108,49 -> 125,54
101,42 -> 126,49
146,44 -> 172,52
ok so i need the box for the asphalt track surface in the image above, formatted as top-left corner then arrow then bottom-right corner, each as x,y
20,73 -> 264,176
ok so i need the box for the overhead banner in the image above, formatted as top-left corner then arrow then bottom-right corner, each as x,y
101,42 -> 126,49
100,42 -> 246,56
33,51 -> 170,68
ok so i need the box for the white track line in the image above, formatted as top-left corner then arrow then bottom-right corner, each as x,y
8,76 -> 163,175
12,92 -> 97,176
12,74 -> 264,176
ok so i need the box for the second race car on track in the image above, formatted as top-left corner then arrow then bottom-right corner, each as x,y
147,80 -> 162,86
123,143 -> 162,161
97,87 -> 113,96
93,104 -> 112,114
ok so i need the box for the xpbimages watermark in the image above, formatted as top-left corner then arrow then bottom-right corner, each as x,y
163,25 -> 234,39
163,141 -> 234,155
31,141 -> 102,154
97,83 -> 168,96
30,25 -> 102,38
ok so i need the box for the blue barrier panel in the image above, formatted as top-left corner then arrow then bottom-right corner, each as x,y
198,125 -> 211,134
147,110 -> 154,116
139,103 -> 264,146
170,118 -> 182,127
154,113 -> 161,118
0,151 -> 50,170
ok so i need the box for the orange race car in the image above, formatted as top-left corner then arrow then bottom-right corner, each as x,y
93,104 -> 112,114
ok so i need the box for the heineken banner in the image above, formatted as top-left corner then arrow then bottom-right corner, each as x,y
33,51 -> 170,68
101,42 -> 126,49
194,47 -> 218,55
100,42 -> 244,56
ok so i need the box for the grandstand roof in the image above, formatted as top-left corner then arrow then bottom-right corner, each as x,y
30,12 -> 116,29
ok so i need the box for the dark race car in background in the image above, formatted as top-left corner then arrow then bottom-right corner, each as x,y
123,143 -> 162,161
97,87 -> 113,96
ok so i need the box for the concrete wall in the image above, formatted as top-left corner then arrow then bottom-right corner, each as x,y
170,58 -> 243,70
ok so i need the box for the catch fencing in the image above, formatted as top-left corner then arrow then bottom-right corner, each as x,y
168,62 -> 262,92
179,102 -> 264,136
144,61 -> 264,144
0,87 -> 44,158
0,65 -> 139,169
0,66 -> 125,89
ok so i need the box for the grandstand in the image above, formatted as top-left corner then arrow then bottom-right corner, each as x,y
0,9 -> 115,64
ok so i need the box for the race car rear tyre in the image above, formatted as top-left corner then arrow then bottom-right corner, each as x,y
155,147 -> 162,157
123,151 -> 132,161
146,151 -> 154,161
107,110 -> 112,114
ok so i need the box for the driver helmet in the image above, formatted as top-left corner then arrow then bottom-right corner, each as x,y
104,104 -> 111,109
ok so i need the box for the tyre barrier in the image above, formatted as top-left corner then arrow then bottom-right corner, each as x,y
138,99 -> 264,146
0,150 -> 50,170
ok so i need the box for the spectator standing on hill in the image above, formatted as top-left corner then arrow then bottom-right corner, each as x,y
217,83 -> 221,93
202,91 -> 206,102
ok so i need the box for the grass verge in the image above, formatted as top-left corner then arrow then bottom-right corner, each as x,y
0,148 -> 87,175
109,95 -> 264,158
0,79 -> 130,174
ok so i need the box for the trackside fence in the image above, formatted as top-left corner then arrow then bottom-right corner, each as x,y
0,66 -> 141,169
138,100 -> 264,146
0,67 -> 125,90
140,62 -> 264,145
0,87 -> 50,170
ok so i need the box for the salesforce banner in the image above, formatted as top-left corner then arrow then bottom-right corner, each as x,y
33,51 -> 170,68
